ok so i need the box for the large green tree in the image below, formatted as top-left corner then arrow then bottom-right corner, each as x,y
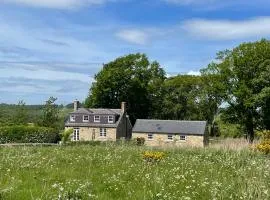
159,75 -> 202,120
202,39 -> 270,142
158,74 -> 224,124
85,53 -> 166,124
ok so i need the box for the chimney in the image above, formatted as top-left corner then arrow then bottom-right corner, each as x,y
121,102 -> 127,113
74,99 -> 79,111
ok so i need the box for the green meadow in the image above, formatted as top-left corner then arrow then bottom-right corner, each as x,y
0,144 -> 269,200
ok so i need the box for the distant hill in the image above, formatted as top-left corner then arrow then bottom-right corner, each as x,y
0,103 -> 72,127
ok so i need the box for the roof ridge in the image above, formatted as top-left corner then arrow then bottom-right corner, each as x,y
136,119 -> 207,122
108,108 -> 121,114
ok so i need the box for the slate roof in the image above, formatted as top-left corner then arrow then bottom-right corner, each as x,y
89,109 -> 122,115
70,108 -> 122,115
133,119 -> 207,135
66,108 -> 123,128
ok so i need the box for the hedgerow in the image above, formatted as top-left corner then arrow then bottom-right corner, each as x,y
0,125 -> 60,144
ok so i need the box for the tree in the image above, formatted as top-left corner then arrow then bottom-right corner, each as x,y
159,75 -> 202,120
14,100 -> 28,125
202,39 -> 270,143
158,74 -> 224,124
85,53 -> 166,124
41,97 -> 59,129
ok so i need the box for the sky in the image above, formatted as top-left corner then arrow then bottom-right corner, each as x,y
0,0 -> 270,105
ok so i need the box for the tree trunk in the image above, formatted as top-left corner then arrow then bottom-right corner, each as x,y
246,110 -> 254,143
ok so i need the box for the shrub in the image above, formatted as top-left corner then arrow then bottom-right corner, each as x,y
142,151 -> 166,163
136,137 -> 145,146
256,130 -> 270,140
0,125 -> 60,144
60,129 -> 73,144
256,140 -> 270,154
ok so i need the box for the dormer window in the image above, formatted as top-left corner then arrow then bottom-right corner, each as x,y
94,115 -> 100,122
83,115 -> 89,122
108,115 -> 114,123
70,115 -> 75,122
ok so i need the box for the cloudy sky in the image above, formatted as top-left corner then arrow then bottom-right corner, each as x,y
0,0 -> 270,104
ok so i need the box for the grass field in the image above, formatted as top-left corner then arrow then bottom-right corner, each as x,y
0,143 -> 269,200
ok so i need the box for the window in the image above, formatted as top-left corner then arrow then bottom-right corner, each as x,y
94,116 -> 100,122
100,128 -> 107,137
83,115 -> 89,122
108,115 -> 114,123
70,115 -> 75,122
148,133 -> 153,140
73,128 -> 80,141
168,134 -> 173,140
180,135 -> 187,141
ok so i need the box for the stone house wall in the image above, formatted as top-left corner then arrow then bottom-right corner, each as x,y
132,132 -> 205,147
65,127 -> 117,141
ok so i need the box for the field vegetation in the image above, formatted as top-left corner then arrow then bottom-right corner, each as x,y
0,143 -> 269,200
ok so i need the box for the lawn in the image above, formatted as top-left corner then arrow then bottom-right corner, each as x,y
0,143 -> 269,200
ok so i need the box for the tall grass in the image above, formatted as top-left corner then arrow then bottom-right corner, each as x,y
0,143 -> 269,199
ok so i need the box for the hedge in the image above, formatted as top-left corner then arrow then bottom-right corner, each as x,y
0,125 -> 60,144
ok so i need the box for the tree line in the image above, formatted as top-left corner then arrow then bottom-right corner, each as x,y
85,39 -> 270,143
0,97 -> 70,130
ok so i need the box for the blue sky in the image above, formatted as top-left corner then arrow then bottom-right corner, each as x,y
0,0 -> 270,105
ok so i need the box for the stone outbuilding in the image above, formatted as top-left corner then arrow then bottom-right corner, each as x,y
132,119 -> 208,147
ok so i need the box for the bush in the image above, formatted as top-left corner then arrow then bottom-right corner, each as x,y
0,125 -> 60,144
142,151 -> 166,163
256,140 -> 270,154
214,115 -> 244,138
60,129 -> 73,144
256,130 -> 270,140
136,137 -> 145,146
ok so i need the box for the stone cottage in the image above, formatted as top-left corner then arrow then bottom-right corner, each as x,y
132,119 -> 208,147
65,101 -> 132,141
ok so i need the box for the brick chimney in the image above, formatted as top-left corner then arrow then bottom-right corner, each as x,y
121,102 -> 127,113
74,100 -> 79,111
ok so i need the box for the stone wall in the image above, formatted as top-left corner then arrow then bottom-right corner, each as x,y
132,132 -> 205,147
65,127 -> 117,141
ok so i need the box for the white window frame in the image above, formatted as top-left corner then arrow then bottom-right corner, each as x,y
83,115 -> 89,122
180,135 -> 187,141
167,134 -> 173,140
73,128 -> 80,141
108,115 -> 114,123
100,128 -> 107,137
147,133 -> 153,140
94,115 -> 100,122
70,115 -> 76,122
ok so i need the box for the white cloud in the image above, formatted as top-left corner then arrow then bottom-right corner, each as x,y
187,70 -> 201,76
1,0 -> 112,9
182,17 -> 270,40
116,29 -> 149,45
0,67 -> 93,83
